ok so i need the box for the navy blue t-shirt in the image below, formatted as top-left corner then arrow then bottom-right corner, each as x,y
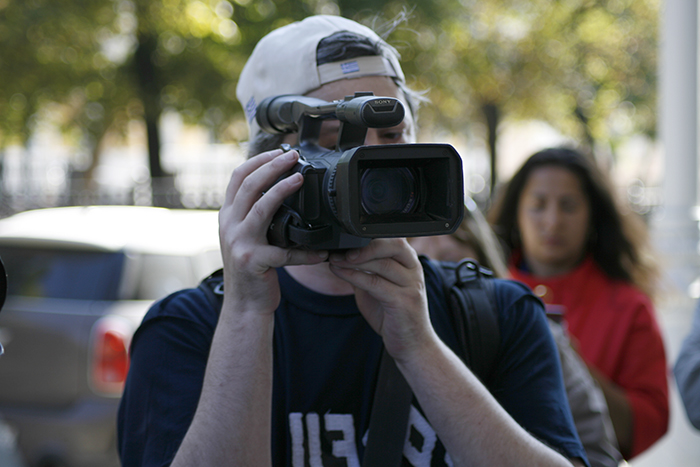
118,261 -> 587,466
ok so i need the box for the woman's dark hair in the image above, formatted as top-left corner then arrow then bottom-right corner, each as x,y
448,197 -> 508,278
488,147 -> 658,298
247,28 -> 424,156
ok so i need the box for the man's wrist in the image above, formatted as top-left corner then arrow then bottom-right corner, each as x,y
391,328 -> 445,370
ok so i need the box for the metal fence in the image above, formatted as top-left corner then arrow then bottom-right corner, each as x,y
0,143 -> 662,219
0,143 -> 247,218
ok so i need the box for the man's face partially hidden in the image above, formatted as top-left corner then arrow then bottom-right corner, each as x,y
282,75 -> 415,150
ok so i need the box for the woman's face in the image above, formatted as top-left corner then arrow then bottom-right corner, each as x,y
516,165 -> 591,277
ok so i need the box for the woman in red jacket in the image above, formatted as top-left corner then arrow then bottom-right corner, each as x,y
488,147 -> 669,459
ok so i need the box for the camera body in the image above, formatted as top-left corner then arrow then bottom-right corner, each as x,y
257,92 -> 464,250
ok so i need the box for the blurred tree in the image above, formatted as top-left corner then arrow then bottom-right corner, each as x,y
0,0 -> 312,206
343,0 -> 659,194
0,0 -> 658,206
1,0 -> 126,203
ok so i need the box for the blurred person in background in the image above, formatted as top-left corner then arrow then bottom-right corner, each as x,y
410,198 -> 623,467
488,147 -> 669,459
675,299 -> 700,430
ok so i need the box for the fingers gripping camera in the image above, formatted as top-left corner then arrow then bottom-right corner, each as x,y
256,93 -> 464,250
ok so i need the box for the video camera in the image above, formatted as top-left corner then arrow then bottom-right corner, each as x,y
256,92 -> 464,250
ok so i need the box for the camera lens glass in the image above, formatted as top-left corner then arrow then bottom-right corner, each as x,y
360,167 -> 418,216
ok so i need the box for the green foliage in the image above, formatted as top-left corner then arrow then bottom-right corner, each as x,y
0,0 -> 112,144
0,0 -> 659,158
343,0 -> 659,150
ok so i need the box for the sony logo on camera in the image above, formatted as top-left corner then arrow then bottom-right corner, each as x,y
256,92 -> 464,250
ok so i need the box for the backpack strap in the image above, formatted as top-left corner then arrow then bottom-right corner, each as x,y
422,257 -> 500,384
198,268 -> 224,313
362,349 -> 412,467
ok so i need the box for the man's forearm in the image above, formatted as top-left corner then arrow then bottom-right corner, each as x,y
172,304 -> 275,467
395,333 -> 577,467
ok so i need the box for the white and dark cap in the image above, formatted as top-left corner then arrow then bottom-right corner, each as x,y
236,15 -> 405,140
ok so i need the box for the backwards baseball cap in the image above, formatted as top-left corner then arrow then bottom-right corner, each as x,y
236,15 -> 405,140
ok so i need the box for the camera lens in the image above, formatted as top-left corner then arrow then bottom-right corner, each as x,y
360,167 -> 418,216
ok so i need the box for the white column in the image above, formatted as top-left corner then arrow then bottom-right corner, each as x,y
634,7 -> 700,467
653,0 -> 700,300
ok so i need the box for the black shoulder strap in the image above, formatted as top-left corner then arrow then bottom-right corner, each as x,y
198,268 -> 224,313
425,257 -> 500,383
362,349 -> 412,467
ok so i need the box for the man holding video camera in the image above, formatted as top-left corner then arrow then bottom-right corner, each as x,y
118,15 -> 588,467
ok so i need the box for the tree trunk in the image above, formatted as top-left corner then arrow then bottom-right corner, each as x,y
574,105 -> 595,160
134,31 -> 181,207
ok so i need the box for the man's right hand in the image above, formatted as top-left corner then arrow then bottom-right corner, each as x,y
218,149 -> 329,315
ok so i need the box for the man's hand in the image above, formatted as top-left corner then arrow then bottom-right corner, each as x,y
218,149 -> 329,314
328,238 -> 433,361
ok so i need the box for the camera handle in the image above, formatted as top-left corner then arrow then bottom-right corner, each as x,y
337,121 -> 368,152
267,205 -> 333,248
336,92 -> 372,151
